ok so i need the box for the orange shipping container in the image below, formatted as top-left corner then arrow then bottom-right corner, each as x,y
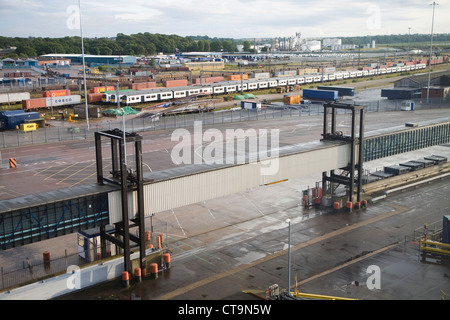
129,82 -> 157,90
87,93 -> 103,103
22,98 -> 47,110
43,90 -> 71,98
163,79 -> 188,88
90,86 -> 115,94
283,94 -> 301,105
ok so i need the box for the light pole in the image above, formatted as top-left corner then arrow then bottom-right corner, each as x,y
286,218 -> 292,296
78,0 -> 89,130
427,2 -> 438,104
121,107 -> 127,164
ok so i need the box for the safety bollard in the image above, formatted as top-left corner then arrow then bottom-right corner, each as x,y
122,271 -> 130,287
134,268 -> 142,283
150,263 -> 158,279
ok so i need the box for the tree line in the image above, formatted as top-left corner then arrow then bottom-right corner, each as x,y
0,33 -> 239,58
341,33 -> 450,45
1,32 -> 449,59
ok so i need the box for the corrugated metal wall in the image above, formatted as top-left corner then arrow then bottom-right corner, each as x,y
108,143 -> 351,223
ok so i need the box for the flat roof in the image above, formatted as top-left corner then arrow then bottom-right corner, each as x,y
40,54 -> 135,59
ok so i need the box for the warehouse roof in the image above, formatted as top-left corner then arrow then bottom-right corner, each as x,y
398,70 -> 450,85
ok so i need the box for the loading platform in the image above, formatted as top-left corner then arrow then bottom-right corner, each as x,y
1,113 -> 450,251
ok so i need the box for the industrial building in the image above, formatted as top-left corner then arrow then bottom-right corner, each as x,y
39,54 -> 137,67
391,70 -> 450,100
1,58 -> 39,68
394,70 -> 450,90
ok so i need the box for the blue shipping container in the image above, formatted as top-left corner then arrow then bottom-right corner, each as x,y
302,89 -> 338,100
0,111 -> 40,130
317,86 -> 355,97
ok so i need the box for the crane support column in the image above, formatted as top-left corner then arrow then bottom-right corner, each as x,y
321,102 -> 365,203
95,129 -> 146,274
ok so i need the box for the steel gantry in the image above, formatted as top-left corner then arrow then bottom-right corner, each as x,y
321,102 -> 365,203
94,129 -> 146,275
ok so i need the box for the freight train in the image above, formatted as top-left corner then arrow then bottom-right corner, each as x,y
113,63 -> 427,106
17,62 -> 427,110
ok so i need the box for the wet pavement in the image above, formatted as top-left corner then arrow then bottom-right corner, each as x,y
1,105 -> 450,301
58,168 -> 450,300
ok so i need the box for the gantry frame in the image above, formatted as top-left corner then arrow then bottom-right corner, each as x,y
321,102 -> 365,203
94,129 -> 146,274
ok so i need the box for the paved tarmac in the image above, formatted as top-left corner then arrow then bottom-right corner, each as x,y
1,106 -> 450,300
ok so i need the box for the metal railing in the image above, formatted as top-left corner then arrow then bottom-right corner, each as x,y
1,247 -> 86,291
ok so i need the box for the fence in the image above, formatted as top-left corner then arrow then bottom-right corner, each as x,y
1,97 -> 450,152
0,226 -> 168,291
0,248 -> 82,291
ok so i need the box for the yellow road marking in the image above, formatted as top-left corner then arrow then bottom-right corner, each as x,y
56,161 -> 96,185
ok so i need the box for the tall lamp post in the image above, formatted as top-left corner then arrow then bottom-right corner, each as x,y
78,0 -> 89,130
427,2 -> 438,104
286,219 -> 292,296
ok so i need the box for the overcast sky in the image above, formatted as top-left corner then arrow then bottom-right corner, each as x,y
0,0 -> 447,39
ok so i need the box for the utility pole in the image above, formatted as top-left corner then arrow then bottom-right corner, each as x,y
427,2 -> 438,104
78,0 -> 89,130
407,27 -> 411,62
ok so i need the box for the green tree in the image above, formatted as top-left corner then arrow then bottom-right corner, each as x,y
210,40 -> 222,52
243,40 -> 252,52
222,40 -> 236,53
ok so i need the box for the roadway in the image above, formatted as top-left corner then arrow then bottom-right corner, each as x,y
2,108 -> 450,202
58,150 -> 450,300
1,105 -> 450,300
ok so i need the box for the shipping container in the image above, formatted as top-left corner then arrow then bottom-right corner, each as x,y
45,95 -> 81,107
241,100 -> 261,110
0,92 -> 30,104
317,86 -> 354,97
90,86 -> 115,94
20,123 -> 37,132
128,82 -> 157,90
163,79 -> 188,88
22,98 -> 47,110
87,93 -> 103,103
283,94 -> 301,105
302,89 -> 338,101
193,76 -> 225,85
42,89 -> 71,98
0,110 -> 40,130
